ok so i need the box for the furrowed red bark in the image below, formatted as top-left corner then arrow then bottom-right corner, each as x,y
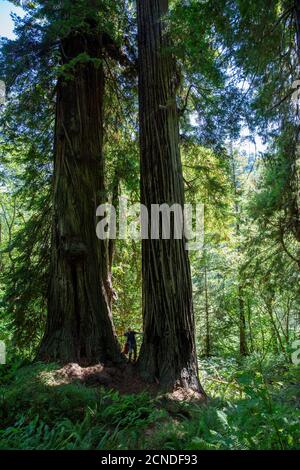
137,0 -> 205,394
291,1 -> 300,242
38,26 -> 121,364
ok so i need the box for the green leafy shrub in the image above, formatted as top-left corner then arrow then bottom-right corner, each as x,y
0,356 -> 299,450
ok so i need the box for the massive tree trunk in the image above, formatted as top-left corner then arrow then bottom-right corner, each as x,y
38,25 -> 121,364
137,0 -> 205,394
295,1 -> 300,65
291,1 -> 300,242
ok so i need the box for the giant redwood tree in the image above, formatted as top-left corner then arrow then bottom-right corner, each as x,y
38,2 -> 121,363
137,0 -> 205,393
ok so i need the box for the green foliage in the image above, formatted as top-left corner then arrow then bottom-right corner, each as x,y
0,357 -> 299,450
0,361 -> 166,450
149,356 -> 300,450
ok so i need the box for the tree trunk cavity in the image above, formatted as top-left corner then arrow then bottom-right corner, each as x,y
137,0 -> 205,394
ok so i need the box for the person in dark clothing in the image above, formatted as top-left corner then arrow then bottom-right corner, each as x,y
124,327 -> 143,363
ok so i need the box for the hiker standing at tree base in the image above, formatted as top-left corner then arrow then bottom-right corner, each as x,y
124,328 -> 143,363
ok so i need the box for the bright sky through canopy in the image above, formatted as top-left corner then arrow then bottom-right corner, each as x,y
0,0 -> 25,39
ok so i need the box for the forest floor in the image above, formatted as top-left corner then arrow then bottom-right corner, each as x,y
0,354 -> 299,450
51,362 -> 159,395
50,362 -> 205,402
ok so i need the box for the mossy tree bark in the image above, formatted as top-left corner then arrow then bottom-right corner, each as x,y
137,0 -> 205,394
38,26 -> 121,364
